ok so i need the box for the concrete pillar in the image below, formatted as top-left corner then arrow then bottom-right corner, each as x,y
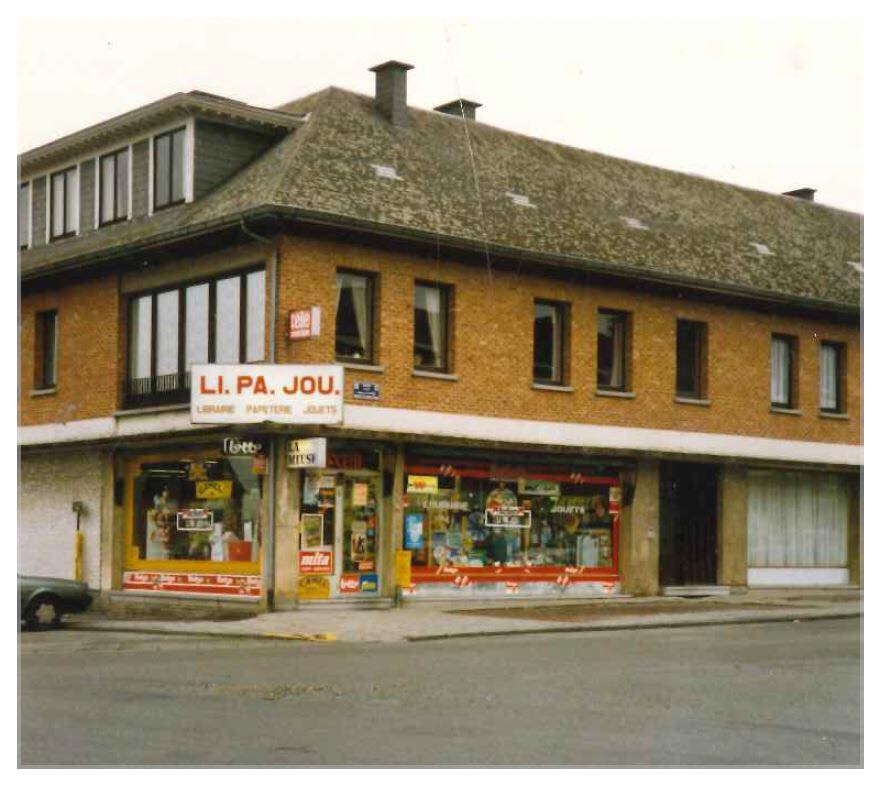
717,464 -> 748,589
273,442 -> 299,609
847,472 -> 862,587
380,444 -> 405,599
99,451 -> 126,605
619,460 -> 660,596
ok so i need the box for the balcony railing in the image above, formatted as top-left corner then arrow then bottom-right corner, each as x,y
122,372 -> 191,409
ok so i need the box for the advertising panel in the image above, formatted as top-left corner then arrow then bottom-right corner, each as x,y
191,364 -> 343,425
298,550 -> 333,575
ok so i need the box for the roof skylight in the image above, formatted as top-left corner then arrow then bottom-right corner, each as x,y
622,216 -> 649,230
371,164 -> 403,180
505,192 -> 536,208
750,242 -> 774,256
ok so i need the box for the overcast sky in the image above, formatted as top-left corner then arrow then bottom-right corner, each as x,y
17,15 -> 863,212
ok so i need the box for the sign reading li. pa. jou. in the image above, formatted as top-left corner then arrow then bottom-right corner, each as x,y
191,365 -> 344,425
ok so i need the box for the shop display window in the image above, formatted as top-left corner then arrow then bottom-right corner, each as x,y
403,473 -> 616,570
131,456 -> 263,564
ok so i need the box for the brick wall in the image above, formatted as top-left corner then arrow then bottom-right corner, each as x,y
275,234 -> 861,445
20,273 -> 120,425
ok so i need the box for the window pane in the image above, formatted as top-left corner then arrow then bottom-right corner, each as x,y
245,270 -> 266,362
820,344 -> 839,411
65,169 -> 77,234
101,155 -> 115,224
156,290 -> 180,377
414,284 -> 446,369
185,284 -> 210,370
129,295 -> 153,380
154,133 -> 171,208
51,173 -> 65,237
19,184 -> 29,247
676,321 -> 700,397
771,337 -> 790,405
597,312 -> 625,389
171,128 -> 186,203
533,302 -> 560,382
116,150 -> 129,219
335,272 -> 372,360
42,312 -> 57,388
215,276 -> 241,363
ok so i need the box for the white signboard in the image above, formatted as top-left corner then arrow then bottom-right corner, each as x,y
288,306 -> 322,340
191,364 -> 344,424
288,438 -> 328,469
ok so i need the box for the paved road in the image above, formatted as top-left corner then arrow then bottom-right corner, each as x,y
19,618 -> 862,766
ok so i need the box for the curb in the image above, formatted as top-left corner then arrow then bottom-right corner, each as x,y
64,624 -> 336,642
405,610 -> 863,642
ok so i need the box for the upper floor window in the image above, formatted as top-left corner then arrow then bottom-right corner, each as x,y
533,300 -> 567,384
597,309 -> 630,391
100,148 -> 130,225
34,310 -> 58,390
335,270 -> 375,363
153,127 -> 186,211
50,167 -> 77,240
819,341 -> 846,414
414,282 -> 451,372
18,182 -> 30,249
675,319 -> 708,400
126,268 -> 265,407
770,334 -> 798,409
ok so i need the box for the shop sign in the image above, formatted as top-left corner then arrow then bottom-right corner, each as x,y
222,437 -> 266,456
407,475 -> 439,495
518,478 -> 560,497
353,381 -> 380,400
299,550 -> 333,575
191,364 -> 343,425
328,453 -> 363,470
123,572 -> 261,598
298,575 -> 331,600
196,480 -> 232,500
339,574 -> 360,593
288,306 -> 321,340
288,438 -> 328,469
358,573 -> 379,593
176,509 -> 214,531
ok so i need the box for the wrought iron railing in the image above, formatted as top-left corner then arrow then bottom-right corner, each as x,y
122,372 -> 191,409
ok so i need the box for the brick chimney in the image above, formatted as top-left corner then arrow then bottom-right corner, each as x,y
783,187 -> 816,202
434,99 -> 482,121
369,60 -> 414,127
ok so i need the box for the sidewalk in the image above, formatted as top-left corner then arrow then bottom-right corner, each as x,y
65,589 -> 863,643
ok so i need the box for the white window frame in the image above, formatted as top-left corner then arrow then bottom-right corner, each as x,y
19,180 -> 32,249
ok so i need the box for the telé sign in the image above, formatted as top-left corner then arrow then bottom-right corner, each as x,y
191,365 -> 344,425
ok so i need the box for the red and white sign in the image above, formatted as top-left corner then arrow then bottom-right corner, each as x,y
190,364 -> 343,425
288,307 -> 321,340
122,572 -> 261,598
299,550 -> 333,575
339,574 -> 360,593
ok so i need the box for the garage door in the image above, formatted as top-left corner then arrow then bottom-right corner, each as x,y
747,470 -> 849,586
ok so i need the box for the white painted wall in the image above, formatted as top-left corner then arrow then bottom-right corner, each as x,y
18,451 -> 103,588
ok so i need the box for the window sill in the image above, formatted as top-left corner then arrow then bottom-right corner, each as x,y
115,402 -> 190,418
338,362 -> 384,374
674,396 -> 711,407
30,387 -> 57,397
595,389 -> 635,399
770,406 -> 803,416
532,383 -> 574,392
819,411 -> 850,420
413,369 -> 459,382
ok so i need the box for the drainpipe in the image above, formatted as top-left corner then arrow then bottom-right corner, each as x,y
240,219 -> 279,611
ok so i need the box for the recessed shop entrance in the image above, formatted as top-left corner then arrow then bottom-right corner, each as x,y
659,462 -> 719,587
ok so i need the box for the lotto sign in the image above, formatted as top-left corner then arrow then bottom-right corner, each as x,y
299,550 -> 333,575
339,574 -> 360,593
190,364 -> 343,425
288,307 -> 321,340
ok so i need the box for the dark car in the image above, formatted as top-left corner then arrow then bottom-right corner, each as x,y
19,575 -> 93,629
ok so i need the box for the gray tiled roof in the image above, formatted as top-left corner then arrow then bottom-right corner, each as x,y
20,87 -> 863,309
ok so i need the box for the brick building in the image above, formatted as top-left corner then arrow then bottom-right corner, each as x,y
18,61 -> 862,612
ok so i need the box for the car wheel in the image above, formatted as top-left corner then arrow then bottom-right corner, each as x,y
25,596 -> 62,630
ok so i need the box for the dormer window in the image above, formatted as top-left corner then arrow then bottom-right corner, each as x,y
50,166 -> 77,240
153,127 -> 186,211
100,148 -> 130,225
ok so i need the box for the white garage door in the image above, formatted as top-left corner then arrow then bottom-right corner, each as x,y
747,470 -> 849,586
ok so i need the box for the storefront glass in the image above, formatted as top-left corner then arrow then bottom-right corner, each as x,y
130,454 -> 263,566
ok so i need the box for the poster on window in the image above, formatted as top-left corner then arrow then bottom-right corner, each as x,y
301,514 -> 324,549
404,513 -> 425,549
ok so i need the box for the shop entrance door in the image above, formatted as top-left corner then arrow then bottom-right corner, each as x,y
659,462 -> 718,586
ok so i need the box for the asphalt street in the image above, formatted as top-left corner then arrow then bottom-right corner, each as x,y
18,617 -> 862,766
